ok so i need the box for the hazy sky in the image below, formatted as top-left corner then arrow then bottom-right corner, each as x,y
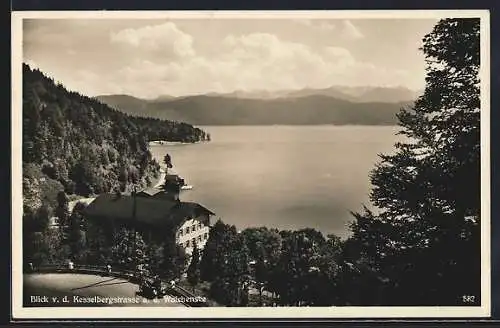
23,17 -> 438,99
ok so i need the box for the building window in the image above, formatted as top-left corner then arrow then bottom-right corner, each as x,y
186,226 -> 190,234
179,230 -> 183,237
192,238 -> 196,245
198,222 -> 202,230
198,235 -> 202,242
204,233 -> 208,240
192,224 -> 197,231
186,240 -> 190,248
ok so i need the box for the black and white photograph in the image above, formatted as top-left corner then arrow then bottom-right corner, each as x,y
11,10 -> 490,319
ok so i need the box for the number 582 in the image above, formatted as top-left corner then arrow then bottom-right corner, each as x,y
462,295 -> 476,303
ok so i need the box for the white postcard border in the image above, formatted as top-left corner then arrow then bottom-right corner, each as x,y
11,9 -> 491,319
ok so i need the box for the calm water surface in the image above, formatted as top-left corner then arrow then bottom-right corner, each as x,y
150,125 -> 401,238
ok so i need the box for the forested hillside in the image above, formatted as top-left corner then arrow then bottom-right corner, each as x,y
22,64 -> 209,212
97,94 -> 409,126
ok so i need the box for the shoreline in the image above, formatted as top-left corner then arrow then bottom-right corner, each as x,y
149,140 -> 203,146
152,169 -> 167,189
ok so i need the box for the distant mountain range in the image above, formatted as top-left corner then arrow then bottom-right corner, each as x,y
96,86 -> 419,126
207,85 -> 421,103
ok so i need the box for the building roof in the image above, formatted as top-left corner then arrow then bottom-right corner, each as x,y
83,193 -> 214,228
137,188 -> 164,197
138,187 -> 180,200
175,202 -> 216,217
165,174 -> 184,183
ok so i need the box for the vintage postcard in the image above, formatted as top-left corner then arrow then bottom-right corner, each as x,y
11,10 -> 491,320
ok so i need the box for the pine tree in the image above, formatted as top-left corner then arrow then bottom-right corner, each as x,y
160,235 -> 187,280
348,18 -> 481,305
111,228 -> 148,270
164,153 -> 173,169
200,219 -> 239,282
85,222 -> 112,265
225,233 -> 251,306
272,230 -> 324,306
55,191 -> 69,228
66,201 -> 87,262
187,243 -> 201,292
23,175 -> 42,213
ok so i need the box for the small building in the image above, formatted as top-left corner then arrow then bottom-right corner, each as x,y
164,174 -> 186,190
136,187 -> 179,201
83,193 -> 215,255
48,216 -> 61,229
165,174 -> 184,185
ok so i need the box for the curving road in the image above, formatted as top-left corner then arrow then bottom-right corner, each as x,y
23,273 -> 186,307
153,169 -> 167,189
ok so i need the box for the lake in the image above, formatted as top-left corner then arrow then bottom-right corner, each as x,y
150,125 -> 401,239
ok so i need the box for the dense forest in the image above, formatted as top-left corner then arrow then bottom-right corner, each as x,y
22,63 -> 209,210
23,18 -> 481,307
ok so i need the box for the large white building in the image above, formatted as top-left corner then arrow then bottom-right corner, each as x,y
83,191 -> 215,256
176,217 -> 211,255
